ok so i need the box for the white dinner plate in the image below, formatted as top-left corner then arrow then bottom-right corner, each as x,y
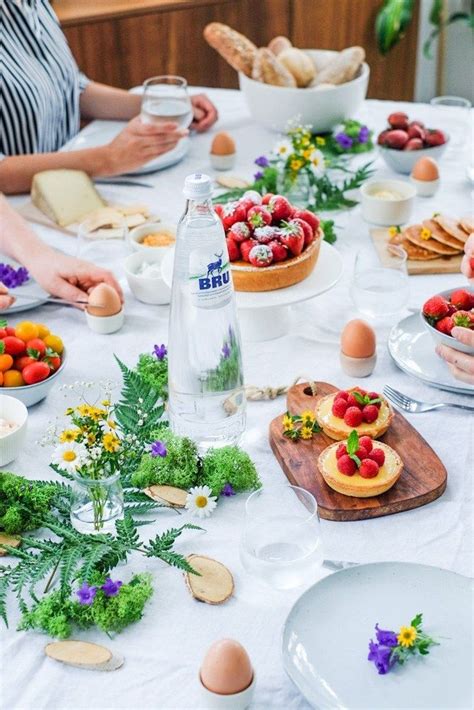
282,562 -> 472,709
0,257 -> 48,315
388,313 -> 474,395
63,121 -> 190,175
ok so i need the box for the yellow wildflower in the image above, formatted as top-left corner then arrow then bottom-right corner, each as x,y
300,426 -> 313,440
301,136 -> 310,147
420,227 -> 431,241
397,626 -> 417,648
102,432 -> 120,453
300,410 -> 316,427
65,407 -> 74,416
101,399 -> 111,407
59,429 -> 80,443
290,159 -> 303,171
107,419 -> 117,430
89,407 -> 107,422
77,404 -> 93,417
303,148 -> 312,160
86,432 -> 96,446
388,226 -> 398,237
282,414 -> 294,432
316,136 -> 326,146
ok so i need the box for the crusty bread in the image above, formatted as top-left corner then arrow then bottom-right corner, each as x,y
314,46 -> 365,86
203,22 -> 257,76
278,47 -> 316,87
252,47 -> 297,87
268,35 -> 292,56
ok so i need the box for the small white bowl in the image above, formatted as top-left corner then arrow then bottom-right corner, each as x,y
199,673 -> 256,710
360,179 -> 416,226
1,350 -> 66,408
85,308 -> 124,334
410,176 -> 440,197
210,153 -> 236,171
378,136 -> 449,175
421,287 -> 474,355
124,252 -> 171,305
129,222 -> 176,256
0,395 -> 28,465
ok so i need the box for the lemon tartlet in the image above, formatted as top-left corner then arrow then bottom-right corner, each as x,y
315,390 -> 394,441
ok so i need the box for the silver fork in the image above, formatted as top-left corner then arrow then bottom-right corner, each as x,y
383,385 -> 474,413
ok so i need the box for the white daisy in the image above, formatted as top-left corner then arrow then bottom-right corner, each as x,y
185,485 -> 217,519
307,149 -> 325,176
52,442 -> 88,474
272,138 -> 293,161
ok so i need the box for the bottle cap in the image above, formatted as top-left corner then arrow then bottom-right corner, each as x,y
183,173 -> 212,200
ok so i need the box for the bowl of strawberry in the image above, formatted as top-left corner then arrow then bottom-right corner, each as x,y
422,288 -> 474,354
215,191 -> 323,292
377,112 -> 448,174
0,320 -> 66,406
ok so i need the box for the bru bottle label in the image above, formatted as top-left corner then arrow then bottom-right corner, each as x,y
189,249 -> 232,308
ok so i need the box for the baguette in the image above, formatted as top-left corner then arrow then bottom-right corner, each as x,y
278,47 -> 316,87
268,35 -> 292,56
203,22 -> 257,76
314,46 -> 365,86
252,48 -> 297,87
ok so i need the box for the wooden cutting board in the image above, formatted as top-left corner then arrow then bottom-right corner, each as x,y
269,382 -> 447,521
371,228 -> 463,275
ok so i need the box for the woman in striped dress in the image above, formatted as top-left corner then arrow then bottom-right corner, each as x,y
0,0 -> 218,193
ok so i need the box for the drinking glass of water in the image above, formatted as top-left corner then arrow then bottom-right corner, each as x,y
350,245 -> 409,320
240,484 -> 323,590
141,75 -> 193,129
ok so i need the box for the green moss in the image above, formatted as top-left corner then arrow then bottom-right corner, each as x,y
201,446 -> 261,497
89,573 -> 153,633
136,353 -> 168,399
0,472 -> 59,534
131,428 -> 199,489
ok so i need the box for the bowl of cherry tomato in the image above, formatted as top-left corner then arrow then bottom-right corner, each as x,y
0,320 -> 66,407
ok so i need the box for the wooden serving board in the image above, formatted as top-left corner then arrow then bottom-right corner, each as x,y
371,228 -> 463,275
269,382 -> 447,521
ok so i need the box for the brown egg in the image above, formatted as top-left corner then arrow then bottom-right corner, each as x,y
211,132 -> 236,156
200,639 -> 253,695
87,283 -> 122,317
341,319 -> 376,359
411,157 -> 439,182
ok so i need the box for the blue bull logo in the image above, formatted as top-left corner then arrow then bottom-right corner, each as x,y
199,252 -> 229,290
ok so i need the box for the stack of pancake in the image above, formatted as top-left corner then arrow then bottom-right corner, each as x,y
390,214 -> 472,261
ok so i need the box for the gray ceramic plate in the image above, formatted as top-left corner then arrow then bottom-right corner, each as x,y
0,256 -> 48,314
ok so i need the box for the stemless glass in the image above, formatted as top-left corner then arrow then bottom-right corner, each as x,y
350,245 -> 409,320
141,75 -> 193,129
70,471 -> 124,535
240,483 -> 323,590
430,96 -> 471,109
77,212 -> 129,272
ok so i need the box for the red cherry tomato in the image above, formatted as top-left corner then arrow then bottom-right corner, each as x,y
5,326 -> 16,336
2,336 -> 26,356
15,355 -> 37,371
44,354 -> 61,371
26,338 -> 46,358
0,329 -> 6,339
22,361 -> 51,385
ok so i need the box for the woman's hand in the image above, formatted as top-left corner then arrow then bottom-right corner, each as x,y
436,327 -> 474,384
190,94 -> 218,132
461,233 -> 474,281
103,116 -> 189,175
0,284 -> 15,310
29,252 -> 123,308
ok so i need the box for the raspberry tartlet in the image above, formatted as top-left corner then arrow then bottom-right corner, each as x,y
315,387 -> 394,441
317,431 -> 403,497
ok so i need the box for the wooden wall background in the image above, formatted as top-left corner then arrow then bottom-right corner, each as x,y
57,0 -> 419,101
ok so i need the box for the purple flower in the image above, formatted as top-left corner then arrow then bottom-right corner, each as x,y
368,640 -> 395,675
358,126 -> 370,144
375,623 -> 398,647
76,582 -> 97,606
150,440 -> 167,458
255,155 -> 269,168
222,343 -> 231,359
335,132 -> 353,150
254,171 -> 264,181
101,577 -> 123,597
0,263 -> 29,289
221,482 -> 235,497
153,344 -> 167,360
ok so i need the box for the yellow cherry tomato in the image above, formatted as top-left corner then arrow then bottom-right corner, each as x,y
15,321 -> 39,342
0,372 -> 3,386
3,370 -> 25,387
43,334 -> 64,354
0,354 -> 14,372
36,323 -> 50,339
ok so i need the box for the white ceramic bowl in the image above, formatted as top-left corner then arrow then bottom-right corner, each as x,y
0,394 -> 28,465
378,136 -> 449,175
1,349 -> 67,407
360,179 -> 416,226
239,49 -> 370,133
124,252 -> 171,305
421,287 -> 474,355
129,222 -> 176,256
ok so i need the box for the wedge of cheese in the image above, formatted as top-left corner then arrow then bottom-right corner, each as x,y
31,170 -> 106,227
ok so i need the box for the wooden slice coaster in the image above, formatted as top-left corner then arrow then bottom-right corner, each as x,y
185,554 -> 234,605
0,533 -> 21,556
216,175 -> 250,189
144,485 -> 188,508
45,640 -> 112,667
67,652 -> 125,672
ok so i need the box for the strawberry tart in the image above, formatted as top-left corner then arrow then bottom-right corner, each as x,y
315,387 -> 394,441
215,192 -> 322,292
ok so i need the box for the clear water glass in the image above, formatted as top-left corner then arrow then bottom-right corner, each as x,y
430,96 -> 471,108
141,75 -> 193,129
350,245 -> 409,320
70,471 -> 124,534
240,484 -> 323,590
77,213 -> 129,271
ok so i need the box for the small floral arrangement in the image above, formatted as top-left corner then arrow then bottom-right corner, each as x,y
135,343 -> 168,400
368,613 -> 439,675
282,409 -> 321,441
329,120 -> 373,154
0,262 -> 29,289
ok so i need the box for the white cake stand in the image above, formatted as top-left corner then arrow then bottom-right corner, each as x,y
161,241 -> 343,341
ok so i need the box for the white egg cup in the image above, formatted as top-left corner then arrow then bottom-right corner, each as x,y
0,395 -> 28,466
85,308 -> 124,334
210,153 -> 237,171
360,179 -> 416,226
199,673 -> 256,710
409,176 -> 440,197
340,352 -> 377,377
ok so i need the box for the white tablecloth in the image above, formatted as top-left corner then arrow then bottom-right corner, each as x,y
2,90 -> 473,710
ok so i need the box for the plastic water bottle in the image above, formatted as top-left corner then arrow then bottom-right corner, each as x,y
168,173 -> 246,449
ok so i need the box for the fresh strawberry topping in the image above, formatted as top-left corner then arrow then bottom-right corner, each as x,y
422,295 -> 449,323
248,244 -> 273,267
226,237 -> 240,262
335,390 -> 349,401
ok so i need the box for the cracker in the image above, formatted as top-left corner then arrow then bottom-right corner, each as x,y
216,175 -> 250,189
184,554 -> 234,605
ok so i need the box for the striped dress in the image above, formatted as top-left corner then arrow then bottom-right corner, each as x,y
0,0 -> 89,158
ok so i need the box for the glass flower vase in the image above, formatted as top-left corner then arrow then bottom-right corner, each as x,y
276,169 -> 311,207
70,471 -> 123,534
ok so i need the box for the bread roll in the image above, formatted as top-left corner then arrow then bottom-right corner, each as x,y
252,48 -> 297,87
314,46 -> 365,86
268,35 -> 292,56
203,23 -> 257,76
278,47 -> 316,87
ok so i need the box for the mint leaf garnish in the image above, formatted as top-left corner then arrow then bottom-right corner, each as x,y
347,430 -> 359,456
352,391 -> 366,405
411,613 -> 423,628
